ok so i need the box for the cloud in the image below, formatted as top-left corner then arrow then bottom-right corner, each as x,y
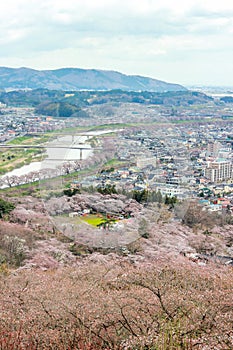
0,0 -> 232,85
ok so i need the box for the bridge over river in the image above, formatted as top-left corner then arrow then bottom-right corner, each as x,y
0,144 -> 101,160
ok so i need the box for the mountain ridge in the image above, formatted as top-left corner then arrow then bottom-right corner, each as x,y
0,66 -> 187,92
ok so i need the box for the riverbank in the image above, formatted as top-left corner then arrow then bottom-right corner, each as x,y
0,129 -> 118,188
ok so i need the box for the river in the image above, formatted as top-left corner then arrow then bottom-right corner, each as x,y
1,129 -> 116,180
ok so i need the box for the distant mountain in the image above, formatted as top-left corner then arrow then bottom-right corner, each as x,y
0,67 -> 186,92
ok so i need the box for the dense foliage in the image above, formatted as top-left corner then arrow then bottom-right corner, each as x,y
35,101 -> 89,118
0,261 -> 232,349
0,198 -> 15,218
0,89 -> 214,109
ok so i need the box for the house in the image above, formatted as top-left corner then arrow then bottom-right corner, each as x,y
207,204 -> 222,212
69,212 -> 80,218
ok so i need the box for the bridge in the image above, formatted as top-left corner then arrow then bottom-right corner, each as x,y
25,131 -> 100,142
0,144 -> 101,160
0,144 -> 100,149
26,132 -> 96,136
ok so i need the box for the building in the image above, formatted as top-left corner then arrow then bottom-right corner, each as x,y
136,156 -> 157,168
204,159 -> 232,183
207,141 -> 222,157
155,184 -> 190,199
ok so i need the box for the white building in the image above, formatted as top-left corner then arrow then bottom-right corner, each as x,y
204,159 -> 232,183
156,184 -> 189,199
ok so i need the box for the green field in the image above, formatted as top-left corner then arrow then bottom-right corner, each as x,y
51,214 -> 115,229
0,148 -> 44,175
81,214 -> 105,227
8,134 -> 52,145
0,134 -> 55,175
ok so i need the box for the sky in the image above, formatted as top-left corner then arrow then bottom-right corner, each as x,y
0,0 -> 233,86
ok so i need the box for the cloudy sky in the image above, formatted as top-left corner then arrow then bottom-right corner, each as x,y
0,0 -> 233,86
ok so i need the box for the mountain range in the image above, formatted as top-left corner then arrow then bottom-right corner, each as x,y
0,67 -> 186,92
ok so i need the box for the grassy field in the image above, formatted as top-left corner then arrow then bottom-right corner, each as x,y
102,158 -> 128,168
0,148 -> 44,175
52,214 -> 115,230
87,123 -> 133,130
81,214 -> 105,227
8,134 -> 51,145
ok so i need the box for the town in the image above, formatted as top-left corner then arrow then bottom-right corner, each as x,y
0,94 -> 233,217
1,1 -> 233,348
78,121 -> 233,214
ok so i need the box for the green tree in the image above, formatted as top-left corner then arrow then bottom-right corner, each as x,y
157,190 -> 163,204
0,198 -> 15,218
164,195 -> 177,208
132,189 -> 148,203
63,188 -> 80,197
97,217 -> 116,230
97,184 -> 117,195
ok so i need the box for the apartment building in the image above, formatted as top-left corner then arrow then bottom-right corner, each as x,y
204,159 -> 232,183
207,141 -> 222,157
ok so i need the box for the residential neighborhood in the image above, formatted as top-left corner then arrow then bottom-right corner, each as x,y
0,100 -> 233,217
65,119 -> 231,213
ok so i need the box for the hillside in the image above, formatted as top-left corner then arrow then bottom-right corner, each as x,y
0,190 -> 232,349
0,88 -> 212,109
0,67 -> 186,92
35,101 -> 90,118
